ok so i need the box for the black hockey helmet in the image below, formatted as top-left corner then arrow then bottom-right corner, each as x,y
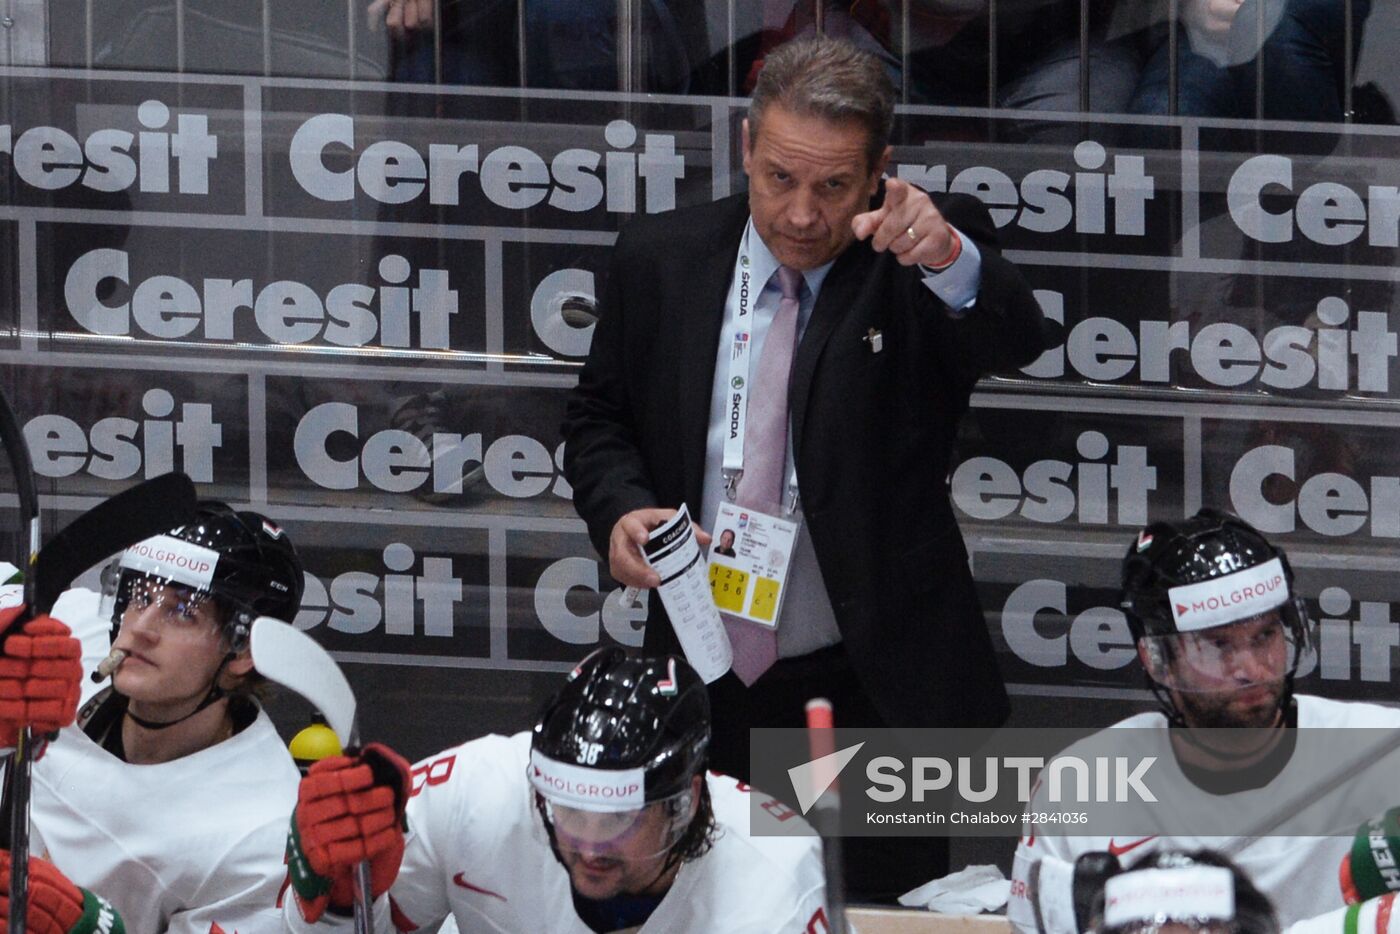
1121,509 -> 1303,641
1090,849 -> 1279,934
1120,509 -> 1314,698
529,647 -> 709,807
101,501 -> 304,652
529,649 -> 711,861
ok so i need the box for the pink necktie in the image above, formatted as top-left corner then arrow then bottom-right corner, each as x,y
724,265 -> 802,686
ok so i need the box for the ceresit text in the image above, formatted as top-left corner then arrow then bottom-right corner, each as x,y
288,115 -> 684,213
1229,154 -> 1400,248
0,99 -> 217,195
293,402 -> 570,499
64,249 -> 458,348
1025,292 -> 1397,393
23,388 -> 222,482
951,430 -> 1157,526
895,141 -> 1155,237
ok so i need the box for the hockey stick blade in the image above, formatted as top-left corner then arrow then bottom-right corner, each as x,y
31,472 -> 197,614
249,617 -> 357,748
250,617 -> 374,934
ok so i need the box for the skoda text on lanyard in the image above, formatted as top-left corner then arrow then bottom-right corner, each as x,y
709,229 -> 800,630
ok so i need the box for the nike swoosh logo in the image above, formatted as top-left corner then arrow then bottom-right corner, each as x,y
1107,835 -> 1157,857
453,873 -> 507,902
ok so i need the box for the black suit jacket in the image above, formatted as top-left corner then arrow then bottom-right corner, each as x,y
562,186 -> 1048,730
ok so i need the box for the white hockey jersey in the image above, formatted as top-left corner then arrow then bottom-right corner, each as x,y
32,588 -> 300,934
284,731 -> 828,933
1008,695 -> 1400,934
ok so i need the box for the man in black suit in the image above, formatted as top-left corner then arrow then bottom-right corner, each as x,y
562,35 -> 1047,900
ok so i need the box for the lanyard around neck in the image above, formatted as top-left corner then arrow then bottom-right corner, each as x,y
720,227 -> 800,515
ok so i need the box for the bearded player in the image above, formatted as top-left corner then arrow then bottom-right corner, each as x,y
1010,509 -> 1400,933
282,648 -> 827,933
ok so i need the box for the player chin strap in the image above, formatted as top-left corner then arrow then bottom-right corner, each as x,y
122,675 -> 228,730
122,654 -> 232,731
640,793 -> 694,892
121,616 -> 248,731
1147,672 -> 1189,730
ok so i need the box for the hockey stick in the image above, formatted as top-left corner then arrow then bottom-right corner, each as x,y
0,387 -> 38,613
250,617 -> 357,749
31,471 -> 198,614
0,386 -> 40,934
805,698 -> 849,934
249,616 -> 373,934
0,462 -> 195,927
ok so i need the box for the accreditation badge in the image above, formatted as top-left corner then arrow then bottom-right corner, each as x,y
706,501 -> 798,630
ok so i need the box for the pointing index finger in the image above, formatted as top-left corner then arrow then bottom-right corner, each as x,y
882,176 -> 911,209
852,202 -> 886,241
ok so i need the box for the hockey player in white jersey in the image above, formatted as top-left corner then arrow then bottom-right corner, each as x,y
1009,509 -> 1400,934
283,648 -> 828,933
0,501 -> 305,933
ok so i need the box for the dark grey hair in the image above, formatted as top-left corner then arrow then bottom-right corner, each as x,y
748,35 -> 895,169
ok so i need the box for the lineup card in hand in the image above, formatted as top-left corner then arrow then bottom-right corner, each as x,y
641,504 -> 732,683
706,501 -> 798,629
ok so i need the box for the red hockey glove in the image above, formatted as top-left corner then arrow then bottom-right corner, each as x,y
0,606 -> 82,746
0,850 -> 126,934
286,742 -> 410,922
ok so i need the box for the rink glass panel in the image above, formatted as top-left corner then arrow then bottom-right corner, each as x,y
6,2 -> 1400,759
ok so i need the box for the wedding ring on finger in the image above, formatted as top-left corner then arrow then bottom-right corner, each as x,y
905,226 -> 919,242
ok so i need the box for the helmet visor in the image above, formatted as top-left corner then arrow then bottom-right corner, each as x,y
540,796 -> 690,861
1138,606 -> 1311,694
100,569 -> 223,636
527,749 -> 691,860
99,534 -> 225,631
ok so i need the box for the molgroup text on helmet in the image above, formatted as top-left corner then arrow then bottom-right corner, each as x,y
122,541 -> 213,578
